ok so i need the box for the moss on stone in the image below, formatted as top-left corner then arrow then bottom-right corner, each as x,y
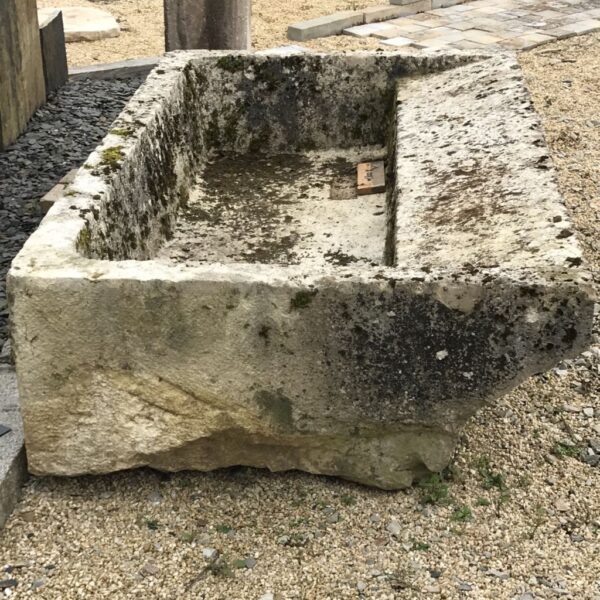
216,55 -> 246,73
110,127 -> 133,138
100,146 -> 125,173
290,290 -> 318,310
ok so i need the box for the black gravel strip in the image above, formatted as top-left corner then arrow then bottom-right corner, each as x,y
0,77 -> 144,350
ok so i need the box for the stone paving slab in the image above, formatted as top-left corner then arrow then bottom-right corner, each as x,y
348,0 -> 600,51
38,6 -> 120,43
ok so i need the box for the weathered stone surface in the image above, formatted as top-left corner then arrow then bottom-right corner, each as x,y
0,367 -> 27,529
0,0 -> 46,150
38,7 -> 119,43
288,11 -> 364,41
9,52 -> 595,489
38,9 -> 68,96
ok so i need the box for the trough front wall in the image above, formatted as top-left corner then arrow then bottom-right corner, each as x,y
9,266 -> 594,478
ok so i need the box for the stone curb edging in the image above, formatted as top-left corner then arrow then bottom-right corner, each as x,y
69,57 -> 160,81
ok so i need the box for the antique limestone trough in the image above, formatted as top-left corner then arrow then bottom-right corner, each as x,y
8,51 -> 595,489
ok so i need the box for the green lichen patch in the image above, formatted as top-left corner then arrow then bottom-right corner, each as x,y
100,146 -> 125,173
216,55 -> 247,73
290,289 -> 318,310
110,127 -> 134,138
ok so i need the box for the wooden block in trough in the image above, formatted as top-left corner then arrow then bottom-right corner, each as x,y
357,161 -> 386,196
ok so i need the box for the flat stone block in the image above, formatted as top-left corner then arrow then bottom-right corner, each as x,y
386,0 -> 433,17
462,28 -> 504,43
9,52 -> 595,490
380,35 -> 418,46
38,9 -> 68,96
38,6 -> 120,43
344,22 -> 397,37
39,183 -> 66,214
288,11 -> 364,41
431,0 -> 464,8
372,26 -> 414,39
363,4 -> 420,23
501,31 -> 557,48
69,57 -> 159,81
559,19 -> 600,33
0,367 -> 27,529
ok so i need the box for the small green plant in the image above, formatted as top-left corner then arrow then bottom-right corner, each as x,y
233,559 -> 248,569
475,497 -> 491,507
528,503 -> 547,540
418,473 -> 451,505
552,442 -> 580,459
477,456 -> 506,491
289,517 -> 310,528
207,557 -> 233,578
451,505 -> 473,523
179,531 -> 195,543
145,518 -> 159,530
216,523 -> 233,534
411,541 -> 430,551
341,494 -> 356,506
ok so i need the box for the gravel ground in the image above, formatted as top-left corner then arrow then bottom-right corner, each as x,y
0,21 -> 599,600
35,0 -> 382,66
0,78 -> 143,353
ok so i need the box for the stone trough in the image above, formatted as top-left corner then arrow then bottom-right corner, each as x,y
8,51 -> 595,489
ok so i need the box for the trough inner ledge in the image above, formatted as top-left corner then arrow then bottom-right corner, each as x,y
8,51 -> 595,489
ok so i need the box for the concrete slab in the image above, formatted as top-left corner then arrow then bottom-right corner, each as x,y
363,4 -> 424,23
344,22 -> 398,37
0,366 -> 26,529
288,11 -> 364,41
38,6 -> 119,43
381,35 -> 419,46
8,52 -> 595,490
39,9 -> 68,96
69,57 -> 159,80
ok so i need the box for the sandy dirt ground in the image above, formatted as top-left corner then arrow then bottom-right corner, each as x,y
36,0 -> 382,66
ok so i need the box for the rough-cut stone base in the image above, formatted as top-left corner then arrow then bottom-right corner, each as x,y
9,52 -> 595,489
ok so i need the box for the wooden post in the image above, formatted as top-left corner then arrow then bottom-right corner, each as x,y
164,0 -> 251,52
0,0 -> 46,149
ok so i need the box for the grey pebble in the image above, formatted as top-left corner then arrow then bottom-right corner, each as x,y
387,520 -> 401,536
